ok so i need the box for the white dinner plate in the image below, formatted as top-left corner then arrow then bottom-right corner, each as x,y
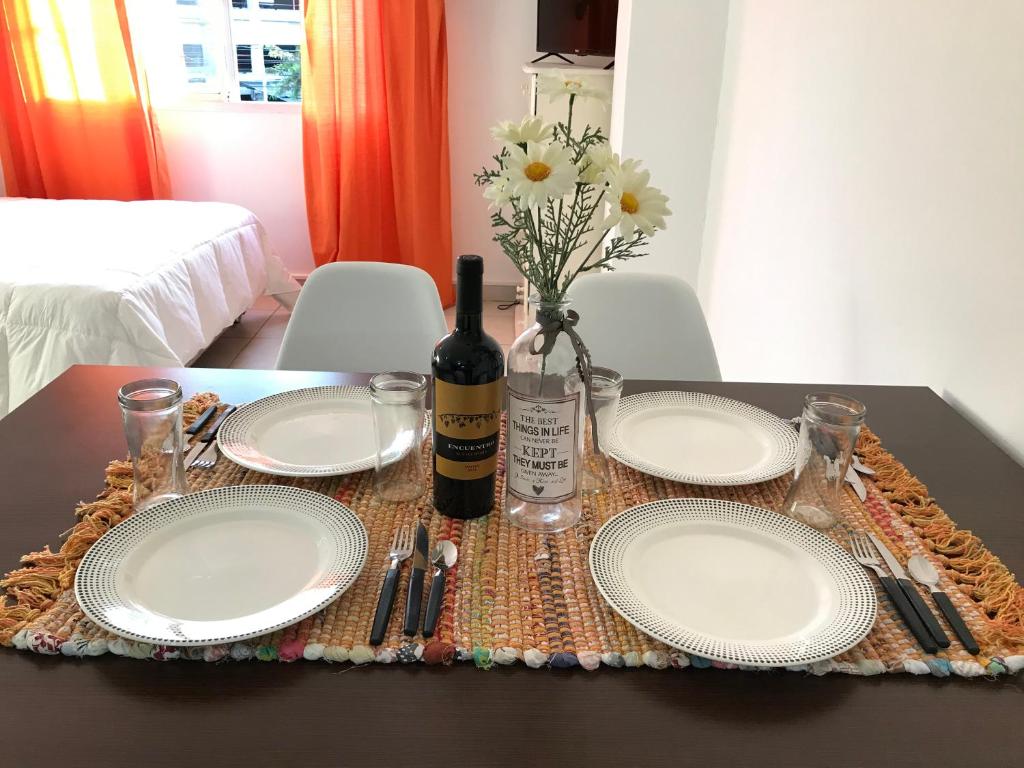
590,498 -> 876,666
609,391 -> 798,486
75,485 -> 368,647
218,386 -> 377,477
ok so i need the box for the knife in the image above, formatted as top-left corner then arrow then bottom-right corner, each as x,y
845,465 -> 867,501
186,404 -> 236,468
185,405 -> 217,444
403,523 -> 429,636
869,533 -> 950,649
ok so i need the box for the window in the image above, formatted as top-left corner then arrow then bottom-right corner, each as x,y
170,0 -> 302,102
182,43 -> 205,69
236,44 -> 252,73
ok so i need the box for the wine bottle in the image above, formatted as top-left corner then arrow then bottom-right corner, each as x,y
432,255 -> 505,518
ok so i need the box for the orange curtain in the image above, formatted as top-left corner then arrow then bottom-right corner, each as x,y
303,0 -> 453,305
0,0 -> 167,200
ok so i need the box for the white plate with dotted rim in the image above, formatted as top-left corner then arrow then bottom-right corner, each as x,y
589,498 -> 876,667
75,485 -> 368,647
218,386 -> 377,477
608,391 -> 798,486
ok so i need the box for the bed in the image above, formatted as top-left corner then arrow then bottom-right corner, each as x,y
0,198 -> 300,415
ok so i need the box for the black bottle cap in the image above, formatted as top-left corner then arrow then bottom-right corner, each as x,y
457,254 -> 484,276
456,255 -> 484,316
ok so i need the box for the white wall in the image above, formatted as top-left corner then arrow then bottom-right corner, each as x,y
446,0 -> 537,286
609,0 -> 729,286
156,104 -> 313,275
446,0 -> 611,287
699,0 -> 1024,463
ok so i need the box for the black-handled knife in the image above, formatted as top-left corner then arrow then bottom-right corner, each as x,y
185,405 -> 217,439
869,533 -> 949,649
877,574 -> 939,654
403,523 -> 428,636
186,404 -> 236,469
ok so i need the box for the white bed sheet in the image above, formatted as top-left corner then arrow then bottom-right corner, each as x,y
0,198 -> 299,415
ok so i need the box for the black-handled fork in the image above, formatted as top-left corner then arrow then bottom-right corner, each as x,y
370,526 -> 413,646
190,405 -> 237,469
850,532 -> 939,654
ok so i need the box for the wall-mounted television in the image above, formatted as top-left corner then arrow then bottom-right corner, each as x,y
536,0 -> 619,57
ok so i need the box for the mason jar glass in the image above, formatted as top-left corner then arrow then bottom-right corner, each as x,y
568,365 -> 623,493
118,378 -> 189,511
780,392 -> 867,530
505,295 -> 583,532
371,371 -> 428,502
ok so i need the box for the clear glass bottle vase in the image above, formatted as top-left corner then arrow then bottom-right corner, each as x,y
505,295 -> 583,532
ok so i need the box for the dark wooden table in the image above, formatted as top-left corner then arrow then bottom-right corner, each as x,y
1,366 -> 1021,768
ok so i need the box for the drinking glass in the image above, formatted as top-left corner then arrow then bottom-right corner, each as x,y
371,372 -> 428,502
780,392 -> 867,530
569,366 -> 624,493
118,378 -> 189,511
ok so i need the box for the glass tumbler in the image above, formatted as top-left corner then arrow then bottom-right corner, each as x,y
370,372 -> 428,502
569,366 -> 624,493
118,378 -> 189,511
780,392 -> 867,530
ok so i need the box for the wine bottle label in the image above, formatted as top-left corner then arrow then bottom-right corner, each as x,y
506,389 -> 579,504
434,378 -> 504,481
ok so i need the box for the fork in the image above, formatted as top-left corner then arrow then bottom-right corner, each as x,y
849,532 -> 938,653
192,439 -> 220,469
370,525 -> 414,646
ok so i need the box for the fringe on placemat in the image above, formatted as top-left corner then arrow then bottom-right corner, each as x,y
858,427 -> 1024,649
0,393 -> 220,646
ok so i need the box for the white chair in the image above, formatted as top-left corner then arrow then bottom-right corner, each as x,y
276,262 -> 448,375
567,272 -> 721,381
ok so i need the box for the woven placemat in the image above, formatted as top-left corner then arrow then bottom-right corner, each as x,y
2,393 -> 1022,676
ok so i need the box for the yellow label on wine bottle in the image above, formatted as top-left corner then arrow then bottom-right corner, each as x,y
434,377 -> 504,480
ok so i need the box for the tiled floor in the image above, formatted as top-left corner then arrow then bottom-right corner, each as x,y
192,296 -> 520,370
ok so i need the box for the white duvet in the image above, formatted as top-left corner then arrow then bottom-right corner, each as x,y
0,198 -> 300,415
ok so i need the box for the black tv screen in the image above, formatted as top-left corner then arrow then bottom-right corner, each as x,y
536,0 -> 619,57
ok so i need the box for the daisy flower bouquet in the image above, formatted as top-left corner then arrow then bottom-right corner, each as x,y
479,83 -> 671,533
475,96 -> 670,301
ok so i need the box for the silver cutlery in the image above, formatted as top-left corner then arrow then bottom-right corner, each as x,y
849,532 -> 938,653
845,464 -> 867,501
183,404 -> 217,447
423,539 -> 458,638
908,554 -> 980,654
369,525 -> 413,645
188,404 -> 236,469
192,439 -> 220,470
867,532 -> 949,649
851,454 -> 875,476
403,523 -> 429,636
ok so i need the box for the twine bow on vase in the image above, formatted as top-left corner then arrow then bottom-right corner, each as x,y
528,308 -> 601,455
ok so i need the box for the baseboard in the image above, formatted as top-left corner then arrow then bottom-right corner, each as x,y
290,273 -> 309,285
482,283 -> 518,302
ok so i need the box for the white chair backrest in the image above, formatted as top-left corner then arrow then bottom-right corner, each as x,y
567,272 -> 721,381
276,262 -> 448,375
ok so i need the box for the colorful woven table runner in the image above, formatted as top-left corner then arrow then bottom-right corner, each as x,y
2,393 -> 1022,676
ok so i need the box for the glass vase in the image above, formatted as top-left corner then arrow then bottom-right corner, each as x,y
505,296 -> 583,532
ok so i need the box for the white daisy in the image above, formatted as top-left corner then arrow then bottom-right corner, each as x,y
578,141 -> 619,185
505,141 -> 578,209
538,71 -> 611,105
490,116 -> 554,146
603,159 -> 671,238
482,173 -> 512,210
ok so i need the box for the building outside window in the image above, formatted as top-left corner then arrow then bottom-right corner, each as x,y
173,0 -> 302,102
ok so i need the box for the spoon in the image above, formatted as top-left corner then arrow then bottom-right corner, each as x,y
907,554 -> 980,655
423,540 -> 458,639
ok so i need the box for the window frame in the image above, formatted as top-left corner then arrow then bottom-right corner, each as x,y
175,0 -> 303,109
